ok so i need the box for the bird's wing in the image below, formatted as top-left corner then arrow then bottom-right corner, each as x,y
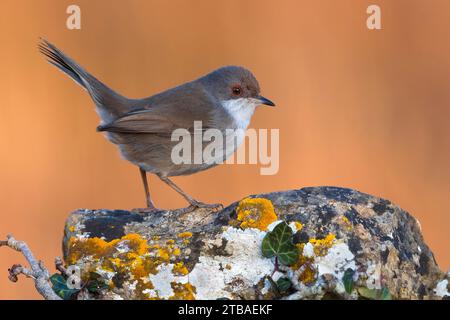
97,81 -> 234,135
97,110 -> 184,134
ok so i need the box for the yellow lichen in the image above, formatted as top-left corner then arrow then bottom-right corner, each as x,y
291,243 -> 317,284
69,226 -> 75,232
292,233 -> 336,285
299,265 -> 316,284
169,282 -> 196,300
157,248 -> 170,263
292,243 -> 308,270
109,257 -> 124,268
294,221 -> 303,232
177,232 -> 193,239
67,232 -> 196,300
235,198 -> 278,231
172,262 -> 189,276
341,216 -> 352,230
309,234 -> 336,256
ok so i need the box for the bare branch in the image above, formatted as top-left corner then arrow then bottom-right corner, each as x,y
8,264 -> 35,282
0,235 -> 62,300
55,257 -> 68,276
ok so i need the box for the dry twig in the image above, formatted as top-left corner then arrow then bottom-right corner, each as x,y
0,234 -> 61,300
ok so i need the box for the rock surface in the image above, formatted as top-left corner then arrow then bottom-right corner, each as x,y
62,187 -> 448,300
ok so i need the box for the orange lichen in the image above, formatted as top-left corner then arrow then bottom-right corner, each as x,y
169,282 -> 196,300
67,233 -> 147,264
67,232 -> 197,299
235,198 -> 278,231
177,232 -> 193,239
69,226 -> 75,232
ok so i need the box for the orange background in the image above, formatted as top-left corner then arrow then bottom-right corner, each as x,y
0,0 -> 449,299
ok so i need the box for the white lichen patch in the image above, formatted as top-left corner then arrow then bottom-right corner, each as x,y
434,279 -> 449,298
75,232 -> 91,239
95,268 -> 116,282
303,243 -> 315,258
105,292 -> 125,300
147,264 -> 187,299
186,227 -> 274,299
138,227 -> 274,300
365,262 -> 382,289
283,283 -> 324,300
288,222 -> 300,233
315,243 -> 356,279
115,241 -> 130,254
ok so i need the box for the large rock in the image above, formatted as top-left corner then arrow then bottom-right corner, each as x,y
62,187 -> 448,300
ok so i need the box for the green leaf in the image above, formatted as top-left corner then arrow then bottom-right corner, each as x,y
357,287 -> 378,300
50,274 -> 80,300
379,287 -> 392,300
261,221 -> 299,266
86,272 -> 108,293
266,276 -> 280,297
357,287 -> 392,300
276,277 -> 292,292
342,268 -> 355,294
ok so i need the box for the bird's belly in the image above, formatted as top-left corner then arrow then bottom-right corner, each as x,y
109,131 -> 243,177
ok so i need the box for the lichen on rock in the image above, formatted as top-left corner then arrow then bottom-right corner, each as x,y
62,187 -> 447,300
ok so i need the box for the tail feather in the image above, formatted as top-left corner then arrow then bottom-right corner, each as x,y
39,41 -> 85,88
39,38 -> 130,122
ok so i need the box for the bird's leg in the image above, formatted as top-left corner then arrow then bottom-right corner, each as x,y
132,168 -> 158,214
157,175 -> 223,213
140,168 -> 155,208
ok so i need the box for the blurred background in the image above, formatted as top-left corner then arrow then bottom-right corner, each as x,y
0,0 -> 449,299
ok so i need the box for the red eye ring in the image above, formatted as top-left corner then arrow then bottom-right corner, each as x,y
232,86 -> 242,95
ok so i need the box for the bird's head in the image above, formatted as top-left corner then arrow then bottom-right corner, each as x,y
201,65 -> 275,109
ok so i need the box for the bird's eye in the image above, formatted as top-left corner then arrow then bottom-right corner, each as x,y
232,86 -> 242,96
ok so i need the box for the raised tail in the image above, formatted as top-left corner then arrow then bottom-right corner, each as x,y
39,39 -> 130,123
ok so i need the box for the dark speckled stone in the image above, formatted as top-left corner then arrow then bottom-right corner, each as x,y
63,186 -> 447,300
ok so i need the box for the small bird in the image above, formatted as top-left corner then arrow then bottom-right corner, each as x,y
39,39 -> 275,213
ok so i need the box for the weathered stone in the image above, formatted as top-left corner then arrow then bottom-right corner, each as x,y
62,187 -> 448,300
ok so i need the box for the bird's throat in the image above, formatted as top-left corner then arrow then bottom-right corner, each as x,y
221,98 -> 257,130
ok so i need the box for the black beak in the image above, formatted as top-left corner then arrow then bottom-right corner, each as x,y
257,95 -> 276,107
